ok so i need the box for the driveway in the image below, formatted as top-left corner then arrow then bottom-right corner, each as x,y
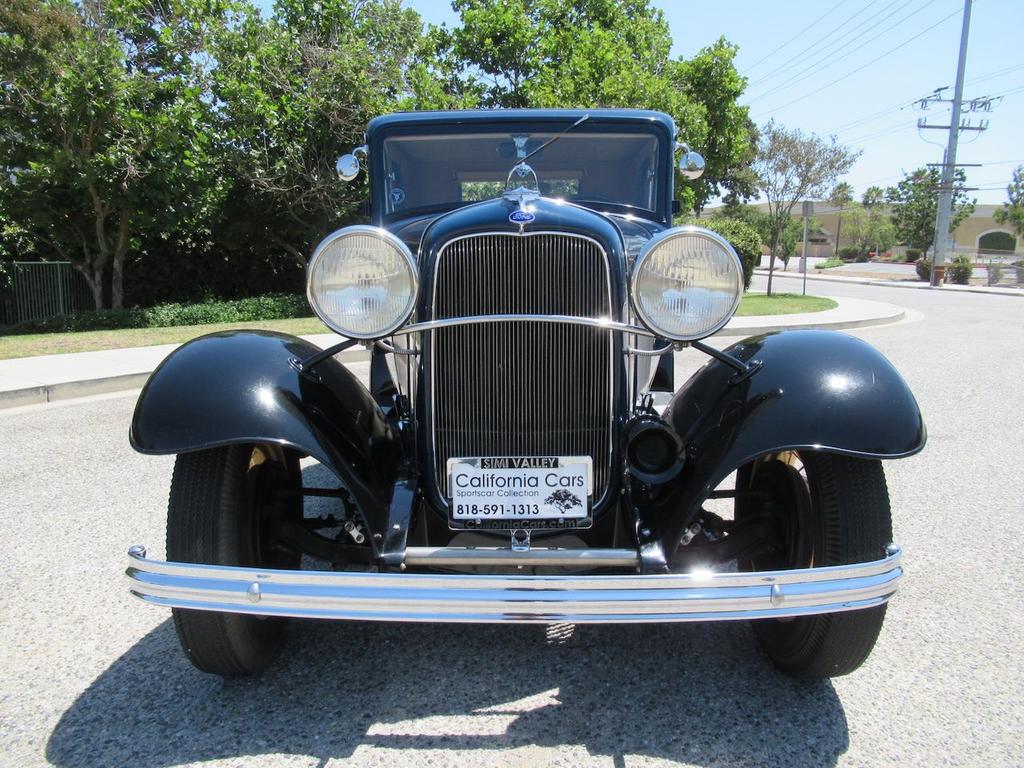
1,274 -> 1021,767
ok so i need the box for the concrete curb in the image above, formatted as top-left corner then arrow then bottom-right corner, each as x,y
0,346 -> 371,409
755,268 -> 1024,297
0,298 -> 904,410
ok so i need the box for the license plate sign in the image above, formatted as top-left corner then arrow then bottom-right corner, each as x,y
448,456 -> 592,526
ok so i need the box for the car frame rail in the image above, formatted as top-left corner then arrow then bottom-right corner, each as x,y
125,544 -> 902,624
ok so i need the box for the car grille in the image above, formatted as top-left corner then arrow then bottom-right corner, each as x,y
431,233 -> 614,506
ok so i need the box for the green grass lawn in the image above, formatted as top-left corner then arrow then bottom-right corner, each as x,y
736,292 -> 836,316
0,293 -> 836,360
0,316 -> 331,360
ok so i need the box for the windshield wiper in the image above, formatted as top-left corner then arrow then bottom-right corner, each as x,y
508,114 -> 590,177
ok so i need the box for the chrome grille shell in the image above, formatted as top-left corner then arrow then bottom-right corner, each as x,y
426,232 -> 618,519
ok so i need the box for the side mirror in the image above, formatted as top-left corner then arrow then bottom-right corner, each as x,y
336,154 -> 360,182
336,144 -> 368,182
678,148 -> 705,180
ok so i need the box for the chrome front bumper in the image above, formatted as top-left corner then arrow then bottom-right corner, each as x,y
125,544 -> 902,624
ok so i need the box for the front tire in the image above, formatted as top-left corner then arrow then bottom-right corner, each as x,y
166,444 -> 301,676
736,451 -> 894,678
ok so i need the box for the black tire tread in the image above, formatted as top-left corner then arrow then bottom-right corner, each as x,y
167,446 -> 287,676
752,452 -> 893,679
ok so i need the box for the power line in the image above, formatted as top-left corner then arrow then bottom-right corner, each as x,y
753,7 -> 962,118
748,0 -> 887,87
826,98 -> 917,135
749,0 -> 934,105
742,0 -> 847,74
966,62 -> 1024,85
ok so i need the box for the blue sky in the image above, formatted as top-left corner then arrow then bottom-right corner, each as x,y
264,1 -> 1024,205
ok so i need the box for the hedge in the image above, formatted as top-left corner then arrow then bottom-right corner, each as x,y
2,293 -> 311,335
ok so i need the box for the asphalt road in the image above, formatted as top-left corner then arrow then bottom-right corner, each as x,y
1,276 -> 1022,768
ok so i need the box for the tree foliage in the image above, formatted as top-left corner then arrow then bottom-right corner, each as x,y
752,121 -> 859,294
840,203 -> 895,257
431,2 -> 756,213
885,167 -> 975,254
993,165 -> 1024,238
210,0 -> 423,268
0,0 -> 223,309
1,0 -> 758,309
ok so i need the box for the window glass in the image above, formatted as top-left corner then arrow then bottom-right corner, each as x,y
380,130 -> 661,216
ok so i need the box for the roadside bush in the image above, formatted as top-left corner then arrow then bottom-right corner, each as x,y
701,217 -> 762,289
855,254 -> 869,263
916,258 -> 931,281
905,248 -> 921,263
815,257 -> 843,270
838,245 -> 861,261
3,294 -> 311,335
946,255 -> 973,285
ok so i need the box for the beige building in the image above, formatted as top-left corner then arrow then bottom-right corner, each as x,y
705,202 -> 1021,259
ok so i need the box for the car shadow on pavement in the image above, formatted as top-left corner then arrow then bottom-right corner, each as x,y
46,615 -> 849,767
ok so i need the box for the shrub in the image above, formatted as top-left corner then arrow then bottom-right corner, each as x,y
946,254 -> 972,285
815,257 -> 843,270
3,294 -> 312,335
916,258 -> 931,281
701,217 -> 762,289
905,248 -> 921,263
838,245 -> 861,261
855,254 -> 869,263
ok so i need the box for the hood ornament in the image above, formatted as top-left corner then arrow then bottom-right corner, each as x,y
504,161 -> 540,232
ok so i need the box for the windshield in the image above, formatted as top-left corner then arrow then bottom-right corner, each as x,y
378,128 -> 665,220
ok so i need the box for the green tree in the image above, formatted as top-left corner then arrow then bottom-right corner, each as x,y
862,185 -> 885,207
993,165 -> 1024,238
752,121 -> 859,295
211,0 -> 424,268
432,1 -> 755,214
0,0 -> 222,309
828,181 -> 853,258
885,167 -> 975,253
841,203 -> 895,258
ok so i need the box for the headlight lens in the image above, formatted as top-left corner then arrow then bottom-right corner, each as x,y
630,227 -> 744,341
307,226 -> 418,339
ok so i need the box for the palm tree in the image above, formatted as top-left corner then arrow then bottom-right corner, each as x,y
829,182 -> 854,257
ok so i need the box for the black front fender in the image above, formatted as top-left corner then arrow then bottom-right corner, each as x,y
655,329 -> 925,555
130,331 -> 402,542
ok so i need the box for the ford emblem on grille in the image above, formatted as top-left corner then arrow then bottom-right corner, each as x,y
509,209 -> 535,225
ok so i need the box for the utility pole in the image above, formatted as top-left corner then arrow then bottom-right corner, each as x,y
930,0 -> 973,287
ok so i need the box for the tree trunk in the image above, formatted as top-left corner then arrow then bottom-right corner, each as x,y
834,209 -> 843,258
83,269 -> 103,310
274,238 -> 309,270
766,235 -> 779,296
110,211 -> 131,310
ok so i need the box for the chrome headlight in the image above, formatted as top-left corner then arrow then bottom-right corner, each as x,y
630,227 -> 744,341
307,226 -> 418,339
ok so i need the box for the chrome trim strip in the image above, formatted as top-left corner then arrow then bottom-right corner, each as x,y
404,546 -> 640,568
126,545 -> 903,624
404,313 -> 656,337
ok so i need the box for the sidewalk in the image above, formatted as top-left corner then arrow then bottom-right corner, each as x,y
0,296 -> 904,409
755,267 -> 1024,297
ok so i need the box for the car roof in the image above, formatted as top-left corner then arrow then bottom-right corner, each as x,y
366,108 -> 676,139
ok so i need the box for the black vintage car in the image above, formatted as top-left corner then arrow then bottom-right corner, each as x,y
126,109 -> 925,679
